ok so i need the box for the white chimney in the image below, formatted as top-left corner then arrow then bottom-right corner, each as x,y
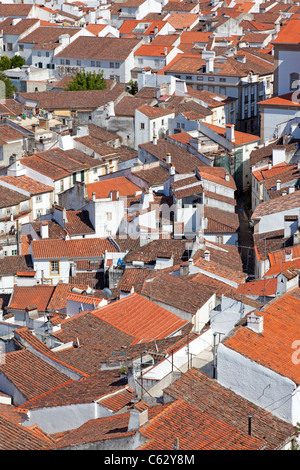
153,135 -> 157,145
225,172 -> 230,182
276,179 -> 281,191
268,160 -> 272,170
285,249 -> 293,262
169,164 -> 175,177
289,186 -> 295,193
247,312 -> 263,334
40,221 -> 49,239
92,192 -> 96,201
128,408 -> 148,431
225,124 -> 235,142
204,250 -> 210,261
202,50 -> 215,73
166,153 -> 171,164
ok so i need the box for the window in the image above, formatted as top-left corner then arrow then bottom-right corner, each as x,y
110,62 -> 114,68
60,59 -> 65,65
12,250 -> 17,256
115,62 -> 120,69
107,212 -> 112,221
91,61 -> 95,67
106,230 -> 112,236
220,77 -> 226,82
66,59 -> 70,65
60,179 -> 64,192
37,51 -> 41,57
50,260 -> 59,275
140,122 -> 145,130
208,77 -> 215,81
46,51 -> 50,57
36,195 -> 42,202
186,75 -> 192,80
138,58 -> 143,65
18,44 -> 24,52
96,61 -> 101,67
290,73 -> 299,91
7,43 -> 12,51
77,60 -> 81,66
197,76 -> 203,81
217,235 -> 223,244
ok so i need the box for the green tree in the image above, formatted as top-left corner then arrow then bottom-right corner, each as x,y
11,55 -> 25,69
0,72 -> 17,98
64,70 -> 107,91
0,56 -> 11,71
127,80 -> 138,95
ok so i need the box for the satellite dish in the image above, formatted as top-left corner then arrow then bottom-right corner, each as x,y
103,288 -> 113,299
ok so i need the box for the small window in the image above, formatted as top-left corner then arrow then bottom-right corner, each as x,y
115,62 -> 120,69
46,51 -> 50,57
220,77 -> 226,82
11,250 -> 17,256
91,61 -> 95,67
50,260 -> 59,275
96,61 -> 101,67
217,235 -> 223,244
290,73 -> 299,91
77,60 -> 81,66
60,59 -> 65,65
66,59 -> 70,65
18,44 -> 24,52
110,62 -> 114,68
140,122 -> 145,130
60,179 -> 64,191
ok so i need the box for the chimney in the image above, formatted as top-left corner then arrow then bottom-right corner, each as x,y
169,164 -> 175,177
276,179 -> 281,191
247,311 -> 263,334
204,250 -> 210,261
92,192 -> 96,201
166,152 -> 171,164
40,221 -> 49,239
268,160 -> 272,170
225,171 -> 230,182
202,49 -> 215,73
289,186 -> 295,194
225,124 -> 235,142
153,135 -> 157,145
164,47 -> 168,56
127,408 -> 148,431
180,263 -> 189,277
285,249 -> 293,262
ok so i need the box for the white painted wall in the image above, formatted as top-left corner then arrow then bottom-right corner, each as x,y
217,342 -> 300,425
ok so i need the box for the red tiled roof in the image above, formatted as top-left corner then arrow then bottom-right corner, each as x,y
236,278 -> 278,297
91,292 -> 188,343
8,285 -> 55,312
223,289 -> 300,384
163,368 -> 296,450
138,398 -> 264,450
31,237 -> 118,260
202,122 -> 260,145
0,349 -> 71,402
86,176 -> 141,199
272,19 -> 300,44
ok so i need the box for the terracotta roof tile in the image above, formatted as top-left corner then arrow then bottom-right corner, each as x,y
223,289 -> 300,384
86,176 -> 141,199
163,369 -> 296,450
138,398 -> 264,450
91,292 -> 188,343
31,237 -> 118,260
8,285 -> 55,312
0,349 -> 70,402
